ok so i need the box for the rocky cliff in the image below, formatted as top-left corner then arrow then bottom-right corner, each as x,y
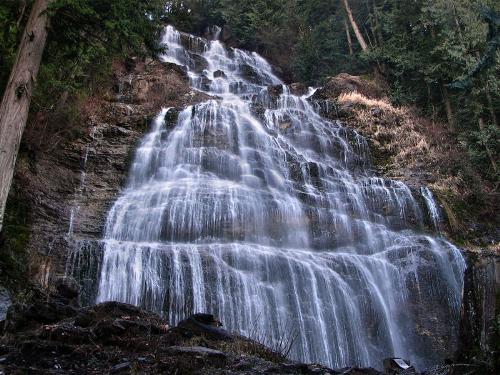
1,57 -> 210,296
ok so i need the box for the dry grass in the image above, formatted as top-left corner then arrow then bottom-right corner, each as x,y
338,91 -> 470,190
338,91 -> 401,113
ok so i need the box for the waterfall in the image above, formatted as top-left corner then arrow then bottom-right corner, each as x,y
94,26 -> 465,370
421,187 -> 441,232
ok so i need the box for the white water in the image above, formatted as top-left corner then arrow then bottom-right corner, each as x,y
94,26 -> 465,370
421,187 -> 441,232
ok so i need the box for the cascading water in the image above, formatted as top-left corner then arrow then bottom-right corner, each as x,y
94,26 -> 465,370
421,187 -> 442,232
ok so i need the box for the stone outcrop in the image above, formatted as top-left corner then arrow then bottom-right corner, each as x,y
458,249 -> 500,369
8,56 -> 210,291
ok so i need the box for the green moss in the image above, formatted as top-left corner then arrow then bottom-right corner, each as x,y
0,186 -> 30,294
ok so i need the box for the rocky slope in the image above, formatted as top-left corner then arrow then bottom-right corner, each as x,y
0,282 -> 371,374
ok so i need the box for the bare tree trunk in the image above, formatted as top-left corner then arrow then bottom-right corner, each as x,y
441,83 -> 455,130
372,0 -> 383,46
0,0 -> 51,232
344,19 -> 353,55
342,0 -> 369,51
427,83 -> 436,123
485,83 -> 498,128
478,117 -> 498,173
16,0 -> 28,27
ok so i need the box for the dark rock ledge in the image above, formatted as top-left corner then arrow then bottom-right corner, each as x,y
0,281 -> 489,375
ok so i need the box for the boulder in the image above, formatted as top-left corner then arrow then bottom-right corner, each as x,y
312,73 -> 386,101
213,70 -> 227,79
289,82 -> 309,96
383,358 -> 415,374
177,314 -> 233,341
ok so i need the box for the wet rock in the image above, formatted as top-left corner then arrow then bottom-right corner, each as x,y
289,82 -> 309,96
268,84 -> 283,96
239,64 -> 260,83
383,358 -> 415,374
0,287 -> 11,321
110,361 -> 131,373
164,108 -> 179,128
187,52 -> 209,73
458,249 -> 500,368
179,32 -> 207,54
200,73 -> 213,91
214,70 -> 227,79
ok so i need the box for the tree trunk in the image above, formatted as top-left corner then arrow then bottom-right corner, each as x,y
478,117 -> 497,173
344,19 -> 353,55
342,0 -> 369,51
0,0 -> 51,232
485,83 -> 498,128
441,83 -> 455,130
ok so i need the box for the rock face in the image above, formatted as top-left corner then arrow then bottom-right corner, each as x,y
458,250 -> 500,368
10,57 -> 210,291
0,287 -> 11,320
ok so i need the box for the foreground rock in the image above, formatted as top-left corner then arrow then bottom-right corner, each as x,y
0,289 -> 378,374
0,286 -> 491,374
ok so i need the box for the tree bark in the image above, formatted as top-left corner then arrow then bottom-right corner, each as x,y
478,117 -> 497,173
344,19 -> 353,55
0,0 -> 51,232
342,0 -> 369,51
441,83 -> 455,130
485,83 -> 498,128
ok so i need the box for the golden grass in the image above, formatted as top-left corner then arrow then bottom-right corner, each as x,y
340,91 -> 453,169
337,91 -> 402,113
